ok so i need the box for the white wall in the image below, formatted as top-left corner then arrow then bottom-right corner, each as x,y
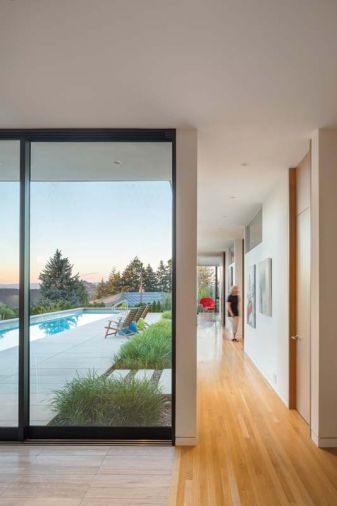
311,129 -> 337,447
175,129 -> 198,446
223,244 -> 233,335
234,239 -> 244,339
244,174 -> 290,405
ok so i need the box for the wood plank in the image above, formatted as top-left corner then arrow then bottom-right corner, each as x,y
173,319 -> 337,505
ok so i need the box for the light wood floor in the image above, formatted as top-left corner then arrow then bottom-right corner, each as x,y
0,445 -> 175,505
172,317 -> 337,506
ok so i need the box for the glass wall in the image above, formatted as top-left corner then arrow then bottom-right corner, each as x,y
197,266 -> 216,300
29,142 -> 173,430
0,141 -> 20,427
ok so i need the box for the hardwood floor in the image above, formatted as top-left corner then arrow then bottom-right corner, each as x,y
173,316 -> 337,505
1,316 -> 337,505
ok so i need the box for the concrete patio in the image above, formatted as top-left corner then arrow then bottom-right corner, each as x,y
0,312 -> 161,426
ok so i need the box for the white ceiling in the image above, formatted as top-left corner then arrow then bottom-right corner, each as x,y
0,141 -> 172,181
1,0 -> 337,252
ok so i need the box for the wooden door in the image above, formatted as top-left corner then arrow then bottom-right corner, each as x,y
296,207 -> 311,422
289,152 -> 311,424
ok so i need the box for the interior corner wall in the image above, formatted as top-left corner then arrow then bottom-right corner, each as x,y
311,129 -> 337,447
175,129 -> 197,446
244,173 -> 290,406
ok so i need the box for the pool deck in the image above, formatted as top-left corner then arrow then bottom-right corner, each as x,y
0,313 -> 161,426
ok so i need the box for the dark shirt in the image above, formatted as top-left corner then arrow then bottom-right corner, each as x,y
227,294 -> 239,317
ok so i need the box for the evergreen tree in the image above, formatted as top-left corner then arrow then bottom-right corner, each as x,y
165,259 -> 172,291
143,264 -> 157,292
94,269 -> 123,299
156,260 -> 170,292
121,257 -> 145,292
95,278 -> 109,299
39,249 -> 88,306
105,268 -> 122,295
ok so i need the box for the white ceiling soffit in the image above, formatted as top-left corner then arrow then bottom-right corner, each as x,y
0,142 -> 172,181
198,255 -> 223,267
1,0 -> 337,250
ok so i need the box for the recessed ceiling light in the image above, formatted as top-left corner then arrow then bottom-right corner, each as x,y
229,195 -> 236,199
113,160 -> 122,165
241,162 -> 249,167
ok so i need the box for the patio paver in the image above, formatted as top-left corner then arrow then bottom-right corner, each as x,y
158,369 -> 172,394
0,313 -> 161,425
134,370 -> 155,381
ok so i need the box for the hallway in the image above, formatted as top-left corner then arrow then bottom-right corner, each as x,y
173,316 -> 337,505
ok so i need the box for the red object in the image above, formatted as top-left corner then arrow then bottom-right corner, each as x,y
199,297 -> 215,312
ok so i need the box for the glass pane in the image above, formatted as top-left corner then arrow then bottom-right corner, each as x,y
30,142 -> 172,428
198,266 -> 216,300
0,141 -> 20,426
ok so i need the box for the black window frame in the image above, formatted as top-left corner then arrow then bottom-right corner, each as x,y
0,129 -> 176,444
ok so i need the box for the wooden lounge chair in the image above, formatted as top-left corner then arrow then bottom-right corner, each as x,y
137,304 -> 151,330
134,306 -> 146,322
104,308 -> 138,338
139,304 -> 150,320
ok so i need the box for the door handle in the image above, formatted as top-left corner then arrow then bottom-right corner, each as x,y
290,335 -> 301,340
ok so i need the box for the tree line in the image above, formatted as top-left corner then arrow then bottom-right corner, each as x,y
95,257 -> 172,299
0,251 -> 173,320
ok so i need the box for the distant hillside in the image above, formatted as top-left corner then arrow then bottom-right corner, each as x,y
0,281 -> 97,309
82,281 -> 98,301
0,283 -> 40,290
0,289 -> 41,309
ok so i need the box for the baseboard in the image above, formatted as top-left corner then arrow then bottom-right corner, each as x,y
312,430 -> 337,448
243,349 -> 289,407
175,436 -> 197,446
311,429 -> 319,446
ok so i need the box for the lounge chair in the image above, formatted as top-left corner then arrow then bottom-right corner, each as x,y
139,304 -> 151,320
104,308 -> 138,338
134,306 -> 146,322
137,304 -> 151,330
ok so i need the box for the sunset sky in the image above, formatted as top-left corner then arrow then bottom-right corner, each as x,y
0,181 -> 172,285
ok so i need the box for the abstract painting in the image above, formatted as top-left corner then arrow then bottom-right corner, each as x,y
228,264 -> 234,291
259,258 -> 272,316
247,264 -> 256,327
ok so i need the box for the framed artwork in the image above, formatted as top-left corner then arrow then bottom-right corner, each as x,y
247,264 -> 256,328
228,264 -> 234,291
259,258 -> 272,316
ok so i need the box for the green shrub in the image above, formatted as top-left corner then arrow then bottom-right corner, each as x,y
0,304 -> 18,320
150,300 -> 163,312
31,301 -> 75,315
113,319 -> 172,369
162,296 -> 172,311
161,310 -> 172,320
51,371 -> 165,426
134,302 -> 145,308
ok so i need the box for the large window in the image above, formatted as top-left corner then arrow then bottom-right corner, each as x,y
0,131 -> 175,441
0,141 -> 20,427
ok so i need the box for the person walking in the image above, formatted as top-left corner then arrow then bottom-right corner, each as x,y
227,285 -> 239,342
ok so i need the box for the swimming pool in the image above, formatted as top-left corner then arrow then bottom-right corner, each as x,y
0,309 -> 119,352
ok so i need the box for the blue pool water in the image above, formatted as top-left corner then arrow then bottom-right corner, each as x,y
0,311 -> 117,352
